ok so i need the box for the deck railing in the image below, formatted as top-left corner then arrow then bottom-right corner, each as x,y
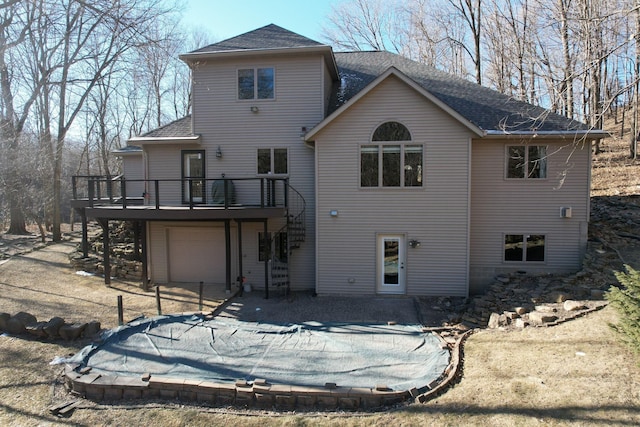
71,175 -> 290,210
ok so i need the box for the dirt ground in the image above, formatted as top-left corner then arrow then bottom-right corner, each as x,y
1,134 -> 640,425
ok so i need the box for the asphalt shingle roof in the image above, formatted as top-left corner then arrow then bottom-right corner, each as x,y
190,24 -> 324,54
142,26 -> 589,139
140,115 -> 193,138
331,51 -> 589,133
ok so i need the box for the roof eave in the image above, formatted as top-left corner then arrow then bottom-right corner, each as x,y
306,67 -> 484,141
111,149 -> 142,156
180,45 -> 339,80
128,135 -> 201,146
482,129 -> 610,139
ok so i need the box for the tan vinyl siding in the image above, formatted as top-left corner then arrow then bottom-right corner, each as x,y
469,139 -> 590,293
323,60 -> 334,116
186,54 -> 326,290
148,221 -> 238,286
145,144 -> 200,205
314,75 -> 472,296
122,155 -> 145,198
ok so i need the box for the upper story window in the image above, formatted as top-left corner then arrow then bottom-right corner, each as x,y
238,67 -> 274,100
257,148 -> 287,175
361,122 -> 422,188
507,145 -> 547,179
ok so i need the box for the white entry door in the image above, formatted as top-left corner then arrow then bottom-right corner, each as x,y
376,234 -> 406,294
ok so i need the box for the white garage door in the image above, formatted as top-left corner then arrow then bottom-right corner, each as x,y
168,227 -> 226,284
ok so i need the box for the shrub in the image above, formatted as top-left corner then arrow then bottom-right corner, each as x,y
606,265 -> 640,356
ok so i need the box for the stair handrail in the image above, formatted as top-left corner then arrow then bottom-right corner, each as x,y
270,182 -> 306,293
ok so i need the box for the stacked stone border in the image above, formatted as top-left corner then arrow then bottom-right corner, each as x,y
0,311 -> 101,341
61,327 -> 469,411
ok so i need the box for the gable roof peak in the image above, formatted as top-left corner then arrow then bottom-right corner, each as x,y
187,23 -> 325,55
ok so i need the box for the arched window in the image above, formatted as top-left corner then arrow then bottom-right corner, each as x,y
361,122 -> 422,188
372,121 -> 412,141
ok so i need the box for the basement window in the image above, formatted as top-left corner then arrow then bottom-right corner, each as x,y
504,234 -> 545,262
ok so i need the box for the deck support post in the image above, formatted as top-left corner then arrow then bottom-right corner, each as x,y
79,208 -> 88,258
133,221 -> 140,259
98,218 -> 111,285
263,219 -> 269,299
141,221 -> 149,291
224,219 -> 232,293
236,220 -> 244,297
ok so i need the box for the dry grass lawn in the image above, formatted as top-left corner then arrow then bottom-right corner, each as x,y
0,132 -> 639,426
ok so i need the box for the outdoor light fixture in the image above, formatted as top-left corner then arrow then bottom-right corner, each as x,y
329,210 -> 339,217
216,146 -> 223,158
409,239 -> 421,248
250,106 -> 259,113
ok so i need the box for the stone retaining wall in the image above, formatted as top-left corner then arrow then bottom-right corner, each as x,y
64,366 -> 411,410
61,324 -> 469,410
0,311 -> 101,341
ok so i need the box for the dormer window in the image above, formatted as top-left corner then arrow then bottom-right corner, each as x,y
238,67 -> 275,100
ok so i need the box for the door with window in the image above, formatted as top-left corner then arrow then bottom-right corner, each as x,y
182,150 -> 204,203
376,234 -> 406,294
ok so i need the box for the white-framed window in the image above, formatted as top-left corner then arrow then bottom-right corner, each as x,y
506,145 -> 547,179
238,67 -> 274,100
360,122 -> 422,188
257,148 -> 287,175
504,234 -> 546,262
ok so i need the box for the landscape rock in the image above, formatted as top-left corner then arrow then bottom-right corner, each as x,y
528,311 -> 558,325
5,317 -> 26,334
514,307 -> 528,316
83,320 -> 101,338
563,300 -> 587,312
515,318 -> 527,328
44,317 -> 66,339
59,323 -> 87,341
25,321 -> 48,338
13,311 -> 37,326
535,305 -> 557,313
487,313 -> 501,329
0,312 -> 9,330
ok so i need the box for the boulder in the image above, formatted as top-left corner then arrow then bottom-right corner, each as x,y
44,317 -> 66,339
25,321 -> 48,338
488,312 -> 501,329
0,312 -> 10,330
5,317 -> 26,334
13,311 -> 37,326
515,318 -> 528,328
83,321 -> 101,338
488,312 -> 509,329
515,307 -> 528,316
59,323 -> 87,341
529,311 -> 558,325
563,300 -> 587,312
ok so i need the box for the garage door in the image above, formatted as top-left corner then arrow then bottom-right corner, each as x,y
168,227 -> 226,284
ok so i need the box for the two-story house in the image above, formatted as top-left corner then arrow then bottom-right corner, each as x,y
72,24 -> 606,297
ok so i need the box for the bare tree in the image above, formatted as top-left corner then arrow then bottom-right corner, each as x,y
445,0 -> 483,84
27,0 -> 180,241
0,1 -> 38,234
321,0 -> 406,52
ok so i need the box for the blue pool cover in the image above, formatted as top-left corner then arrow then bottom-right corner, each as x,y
70,313 -> 450,391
